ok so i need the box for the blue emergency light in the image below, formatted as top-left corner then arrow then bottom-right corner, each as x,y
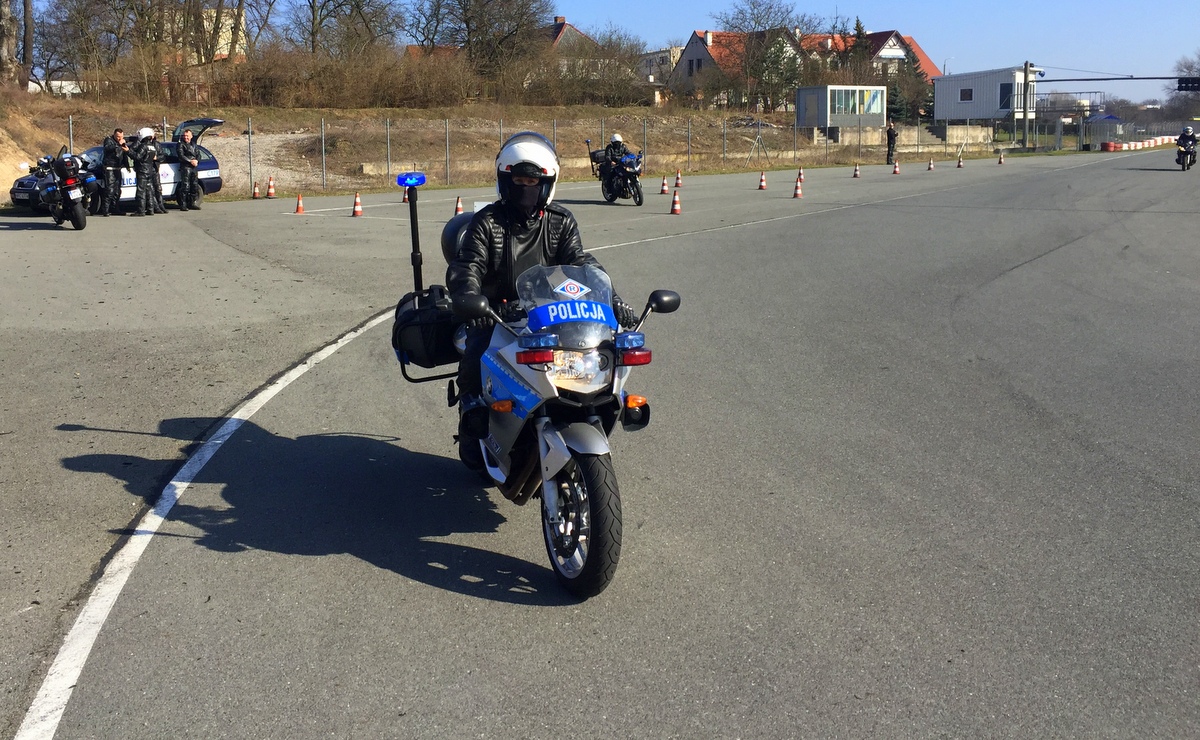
397,172 -> 426,188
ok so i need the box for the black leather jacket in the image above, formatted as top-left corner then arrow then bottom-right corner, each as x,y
131,139 -> 159,176
447,202 -> 607,306
101,135 -> 128,168
178,140 -> 200,170
1179,132 -> 1198,148
605,141 -> 630,163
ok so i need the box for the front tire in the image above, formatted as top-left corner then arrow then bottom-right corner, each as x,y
69,202 -> 87,230
601,178 -> 618,203
631,180 -> 644,206
543,452 -> 622,598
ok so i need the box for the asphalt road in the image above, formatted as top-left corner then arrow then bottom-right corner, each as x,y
2,151 -> 1198,738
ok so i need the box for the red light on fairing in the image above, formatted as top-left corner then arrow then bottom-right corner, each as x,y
618,348 -> 651,366
516,349 -> 554,365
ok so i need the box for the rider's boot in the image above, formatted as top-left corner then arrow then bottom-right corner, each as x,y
456,395 -> 488,472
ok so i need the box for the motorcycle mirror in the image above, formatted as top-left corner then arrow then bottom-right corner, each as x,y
452,294 -> 491,319
18,162 -> 29,171
647,290 -> 681,315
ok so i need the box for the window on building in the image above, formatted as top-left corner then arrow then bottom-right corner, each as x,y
959,88 -> 974,102
696,59 -> 702,72
688,59 -> 694,77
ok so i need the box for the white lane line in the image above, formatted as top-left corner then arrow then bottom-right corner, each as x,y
15,310 -> 393,740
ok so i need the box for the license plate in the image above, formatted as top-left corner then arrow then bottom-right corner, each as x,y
12,192 -> 28,201
68,188 -> 82,201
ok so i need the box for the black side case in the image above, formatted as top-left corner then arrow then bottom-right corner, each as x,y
392,285 -> 459,373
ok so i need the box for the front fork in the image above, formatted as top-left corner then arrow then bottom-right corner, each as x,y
536,416 -> 610,530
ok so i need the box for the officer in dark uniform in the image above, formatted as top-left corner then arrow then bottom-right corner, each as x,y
145,130 -> 168,214
176,129 -> 201,211
129,128 -> 158,216
99,128 -> 129,216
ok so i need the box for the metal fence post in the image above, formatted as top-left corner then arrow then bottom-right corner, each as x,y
553,119 -> 557,151
687,117 -> 692,171
723,119 -> 727,165
643,118 -> 647,169
500,119 -> 504,146
68,115 -> 73,153
445,119 -> 450,185
386,118 -> 391,177
247,117 -> 253,194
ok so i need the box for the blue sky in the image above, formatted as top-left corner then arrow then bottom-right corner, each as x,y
556,1 -> 1194,103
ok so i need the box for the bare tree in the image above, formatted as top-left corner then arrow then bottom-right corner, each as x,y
1167,50 -> 1200,116
441,0 -> 554,94
0,0 -> 17,85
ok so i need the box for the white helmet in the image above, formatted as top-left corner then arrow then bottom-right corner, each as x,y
610,134 -> 623,143
1186,126 -> 1194,135
496,131 -> 559,209
137,127 -> 155,141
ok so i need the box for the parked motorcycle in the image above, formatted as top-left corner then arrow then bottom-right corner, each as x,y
451,264 -> 679,597
28,147 -> 98,230
1177,142 -> 1196,171
587,139 -> 645,206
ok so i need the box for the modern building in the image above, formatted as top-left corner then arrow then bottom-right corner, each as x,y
933,66 -> 1043,122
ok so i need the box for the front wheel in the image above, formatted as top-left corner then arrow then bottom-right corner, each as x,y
543,452 -> 622,598
601,178 -> 618,203
631,179 -> 644,206
69,202 -> 87,230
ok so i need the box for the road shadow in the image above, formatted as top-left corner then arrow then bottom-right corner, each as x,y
61,418 -> 576,605
1124,167 -> 1191,172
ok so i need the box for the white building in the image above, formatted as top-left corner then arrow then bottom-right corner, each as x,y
933,66 -> 1042,122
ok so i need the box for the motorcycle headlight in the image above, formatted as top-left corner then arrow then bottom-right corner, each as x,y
547,348 -> 611,394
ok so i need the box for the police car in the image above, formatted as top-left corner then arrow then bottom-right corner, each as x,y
9,118 -> 224,212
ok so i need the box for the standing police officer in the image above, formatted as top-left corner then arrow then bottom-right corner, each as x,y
99,128 -> 129,216
176,129 -> 201,211
129,128 -> 158,216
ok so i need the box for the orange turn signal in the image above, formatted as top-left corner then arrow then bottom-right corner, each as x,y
491,400 -> 514,413
625,394 -> 647,409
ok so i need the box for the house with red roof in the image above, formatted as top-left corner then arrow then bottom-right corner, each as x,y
669,27 -> 938,109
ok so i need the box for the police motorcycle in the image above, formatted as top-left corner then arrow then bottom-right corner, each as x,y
587,139 -> 645,206
389,172 -> 680,598
21,147 -> 98,230
1177,141 -> 1196,171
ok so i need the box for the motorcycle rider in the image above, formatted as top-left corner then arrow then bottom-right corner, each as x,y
600,133 -> 632,193
176,128 -> 201,211
1178,125 -> 1197,148
99,128 -> 129,216
129,128 -> 158,216
447,131 -> 639,472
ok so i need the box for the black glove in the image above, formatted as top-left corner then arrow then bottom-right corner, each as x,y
466,316 -> 494,330
613,300 -> 638,330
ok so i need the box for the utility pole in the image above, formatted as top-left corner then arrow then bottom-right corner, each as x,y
1023,61 -> 1032,149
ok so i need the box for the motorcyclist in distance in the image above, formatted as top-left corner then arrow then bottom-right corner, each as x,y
1178,125 -> 1197,149
447,131 -> 639,472
600,133 -> 632,192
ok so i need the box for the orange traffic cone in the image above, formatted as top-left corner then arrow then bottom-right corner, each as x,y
351,192 -> 363,217
674,170 -> 683,188
998,152 -> 1005,165
252,182 -> 260,199
454,196 -> 463,215
401,187 -> 408,203
853,163 -> 861,178
892,161 -> 900,175
797,166 -> 805,183
669,190 -> 681,215
792,178 -> 803,199
660,176 -> 669,194
266,176 -> 277,199
294,193 -> 304,214
957,155 -> 964,168
758,171 -> 767,190
927,158 -> 935,171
